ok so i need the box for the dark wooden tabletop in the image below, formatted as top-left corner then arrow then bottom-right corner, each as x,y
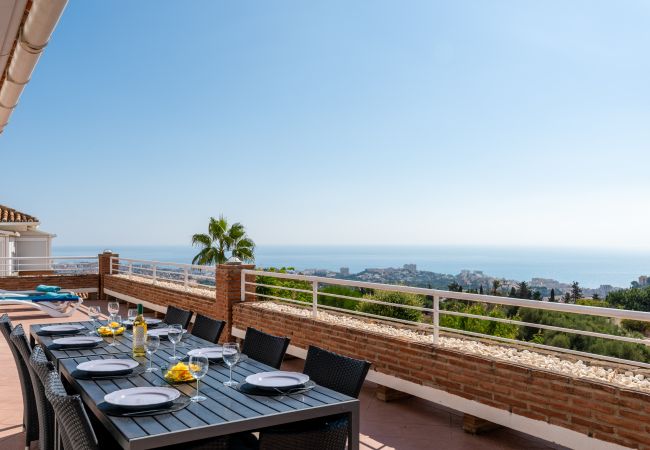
31,320 -> 360,450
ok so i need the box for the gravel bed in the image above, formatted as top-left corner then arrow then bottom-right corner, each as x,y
252,301 -> 650,393
113,274 -> 214,298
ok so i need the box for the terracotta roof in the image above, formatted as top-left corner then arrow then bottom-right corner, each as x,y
0,205 -> 38,223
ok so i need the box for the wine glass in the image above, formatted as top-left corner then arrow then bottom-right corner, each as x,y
167,324 -> 183,360
145,334 -> 160,372
222,342 -> 240,387
108,301 -> 120,316
108,314 -> 122,346
189,355 -> 209,402
87,306 -> 101,335
127,308 -> 137,323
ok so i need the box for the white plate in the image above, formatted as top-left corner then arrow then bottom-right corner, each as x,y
147,328 -> 187,338
77,359 -> 140,373
123,318 -> 162,326
245,371 -> 310,389
40,324 -> 86,334
52,336 -> 103,347
187,347 -> 223,359
104,387 -> 180,410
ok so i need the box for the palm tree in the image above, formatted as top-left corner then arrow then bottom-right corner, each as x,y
191,215 -> 255,265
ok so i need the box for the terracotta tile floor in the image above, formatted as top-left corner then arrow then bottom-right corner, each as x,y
0,301 -> 565,450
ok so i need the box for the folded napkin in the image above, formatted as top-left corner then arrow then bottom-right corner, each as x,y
36,285 -> 61,293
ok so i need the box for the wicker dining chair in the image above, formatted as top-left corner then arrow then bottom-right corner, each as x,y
191,314 -> 225,343
164,305 -> 193,329
44,371 -> 99,450
0,314 -> 39,449
241,327 -> 290,369
257,346 -> 371,450
10,327 -> 56,450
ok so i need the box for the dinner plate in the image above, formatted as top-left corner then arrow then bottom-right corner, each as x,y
187,347 -> 224,360
52,336 -> 103,347
104,387 -> 181,410
245,371 -> 310,390
147,328 -> 187,338
77,359 -> 140,374
122,318 -> 162,327
40,324 -> 86,335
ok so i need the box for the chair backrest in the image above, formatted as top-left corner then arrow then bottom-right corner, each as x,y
242,327 -> 290,369
1,314 -> 39,444
11,327 -> 55,450
303,346 -> 371,398
191,314 -> 225,343
44,371 -> 98,450
164,305 -> 193,329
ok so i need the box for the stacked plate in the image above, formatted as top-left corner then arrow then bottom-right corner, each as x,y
147,328 -> 187,338
52,336 -> 103,348
40,324 -> 86,335
245,371 -> 310,391
104,387 -> 180,410
122,318 -> 162,327
187,347 -> 224,361
77,359 -> 139,376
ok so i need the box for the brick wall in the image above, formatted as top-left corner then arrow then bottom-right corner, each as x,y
233,302 -> 650,450
0,274 -> 99,293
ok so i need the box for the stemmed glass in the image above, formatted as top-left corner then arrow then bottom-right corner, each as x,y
145,334 -> 160,372
222,343 -> 240,387
189,355 -> 209,402
108,301 -> 120,316
108,314 -> 122,346
87,306 -> 101,335
127,308 -> 137,323
167,324 -> 183,361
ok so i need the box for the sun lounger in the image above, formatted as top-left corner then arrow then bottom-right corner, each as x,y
0,289 -> 83,317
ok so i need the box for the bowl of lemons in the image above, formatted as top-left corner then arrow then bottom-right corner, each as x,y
97,322 -> 125,337
164,362 -> 200,383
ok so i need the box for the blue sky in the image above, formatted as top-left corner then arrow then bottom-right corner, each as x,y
2,1 -> 650,248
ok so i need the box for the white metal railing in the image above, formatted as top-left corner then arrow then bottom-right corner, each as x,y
0,256 -> 99,276
110,257 -> 216,290
242,269 -> 650,368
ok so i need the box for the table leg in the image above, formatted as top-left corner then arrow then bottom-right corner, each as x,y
348,402 -> 360,450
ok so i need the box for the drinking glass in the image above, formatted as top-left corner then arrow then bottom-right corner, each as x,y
145,334 -> 160,372
108,301 -> 120,316
189,355 -> 209,402
222,343 -> 240,387
167,324 -> 183,360
87,306 -> 101,335
109,314 -> 122,346
127,308 -> 137,323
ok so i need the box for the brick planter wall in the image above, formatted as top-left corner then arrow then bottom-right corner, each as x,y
103,274 -> 217,318
233,302 -> 650,450
0,274 -> 99,293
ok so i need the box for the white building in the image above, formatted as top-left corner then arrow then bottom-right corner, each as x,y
0,205 -> 56,275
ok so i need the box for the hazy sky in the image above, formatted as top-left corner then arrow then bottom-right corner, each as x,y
2,1 -> 649,248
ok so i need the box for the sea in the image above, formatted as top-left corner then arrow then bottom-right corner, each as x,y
52,245 -> 650,289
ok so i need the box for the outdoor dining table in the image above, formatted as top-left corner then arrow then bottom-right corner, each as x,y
30,320 -> 361,450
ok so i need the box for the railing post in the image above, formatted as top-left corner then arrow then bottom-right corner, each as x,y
152,265 -> 157,284
184,268 -> 189,288
433,294 -> 440,345
312,280 -> 318,319
128,263 -> 133,278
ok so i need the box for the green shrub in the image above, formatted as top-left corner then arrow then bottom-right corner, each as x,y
318,285 -> 362,310
357,290 -> 424,322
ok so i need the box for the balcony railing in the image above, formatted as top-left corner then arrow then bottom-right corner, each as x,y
0,256 -> 99,276
110,257 -> 216,290
242,269 -> 650,369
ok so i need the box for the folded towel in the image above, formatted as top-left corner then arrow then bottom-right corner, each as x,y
44,292 -> 74,299
30,294 -> 80,303
36,285 -> 61,293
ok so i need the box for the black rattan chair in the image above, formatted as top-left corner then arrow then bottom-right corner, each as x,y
164,305 -> 193,329
241,327 -> 290,369
44,371 -> 99,450
191,314 -> 225,343
10,327 -> 55,450
0,314 -> 39,449
258,346 -> 371,450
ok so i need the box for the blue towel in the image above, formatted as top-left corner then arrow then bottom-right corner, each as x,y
30,294 -> 80,303
36,285 -> 61,293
